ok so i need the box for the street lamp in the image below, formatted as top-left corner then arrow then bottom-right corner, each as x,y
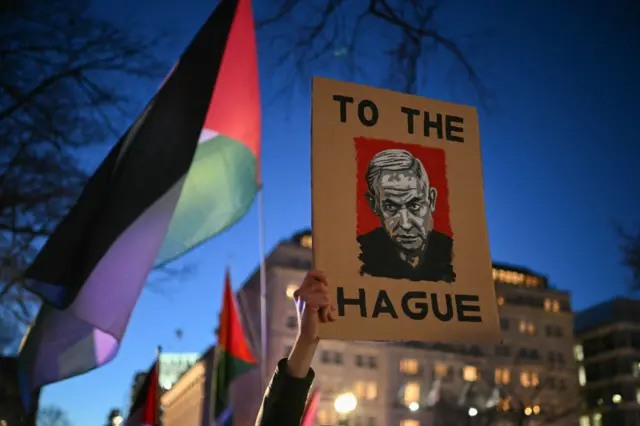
334,392 -> 357,426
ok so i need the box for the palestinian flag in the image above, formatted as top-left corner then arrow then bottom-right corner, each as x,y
126,361 -> 159,426
211,269 -> 257,426
17,0 -> 260,405
301,387 -> 321,426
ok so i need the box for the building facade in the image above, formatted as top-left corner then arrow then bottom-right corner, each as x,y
161,230 -> 580,426
574,298 -> 640,426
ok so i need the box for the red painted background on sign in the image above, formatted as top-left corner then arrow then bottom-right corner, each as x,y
355,137 -> 452,238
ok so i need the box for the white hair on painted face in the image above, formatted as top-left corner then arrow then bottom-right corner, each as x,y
365,149 -> 430,198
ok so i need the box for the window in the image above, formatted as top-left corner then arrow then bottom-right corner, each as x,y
356,354 -> 364,367
286,315 -> 297,329
355,381 -> 377,401
497,397 -> 511,412
434,362 -> 449,378
368,356 -> 377,369
400,421 -> 420,426
494,368 -> 511,385
495,345 -> 511,357
400,359 -> 419,375
593,413 -> 602,426
321,350 -> 343,364
578,366 -> 586,386
300,234 -> 312,248
285,284 -> 297,299
544,298 -> 561,312
520,371 -> 539,388
463,366 -> 478,382
633,361 -> 640,377
403,382 -> 420,405
318,409 -> 331,425
500,318 -> 510,330
366,382 -> 377,400
574,344 -> 585,361
497,296 -> 505,306
579,415 -> 590,426
519,320 -> 535,335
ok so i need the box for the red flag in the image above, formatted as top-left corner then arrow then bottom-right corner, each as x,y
126,362 -> 158,426
301,387 -> 320,426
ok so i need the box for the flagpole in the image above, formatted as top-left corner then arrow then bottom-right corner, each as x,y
157,345 -> 162,426
257,188 -> 268,392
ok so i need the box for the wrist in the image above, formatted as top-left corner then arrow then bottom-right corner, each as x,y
295,334 -> 319,349
286,335 -> 319,379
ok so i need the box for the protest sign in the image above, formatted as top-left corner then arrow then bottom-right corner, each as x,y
311,76 -> 500,343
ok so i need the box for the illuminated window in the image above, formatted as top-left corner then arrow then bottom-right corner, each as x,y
497,397 -> 511,412
400,359 -> 419,375
527,322 -> 535,335
533,404 -> 540,415
525,275 -> 539,287
579,415 -> 590,426
366,382 -> 377,400
463,366 -> 478,382
318,409 -> 331,425
593,413 -> 603,426
492,269 -> 499,281
578,366 -> 586,386
519,320 -> 535,335
434,363 -> 449,378
355,381 -> 377,401
285,284 -> 297,299
612,394 -> 622,404
299,234 -> 312,248
400,421 -> 420,426
574,344 -> 584,362
497,296 -> 505,306
520,371 -> 539,388
636,388 -> 640,404
552,300 -> 560,313
519,320 -> 526,333
494,368 -> 511,384
544,298 -> 552,311
403,382 -> 420,405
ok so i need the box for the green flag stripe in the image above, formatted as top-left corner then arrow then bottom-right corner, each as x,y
156,135 -> 258,266
213,348 -> 257,420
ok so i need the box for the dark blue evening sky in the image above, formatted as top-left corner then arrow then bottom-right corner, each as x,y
39,0 -> 639,424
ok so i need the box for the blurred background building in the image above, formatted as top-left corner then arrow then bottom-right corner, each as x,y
574,298 -> 640,426
0,356 -> 39,426
156,230 -> 582,426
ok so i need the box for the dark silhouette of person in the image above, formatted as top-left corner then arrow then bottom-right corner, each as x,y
357,149 -> 455,282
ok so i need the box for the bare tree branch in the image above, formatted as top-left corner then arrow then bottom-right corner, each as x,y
616,223 -> 640,292
0,0 -> 174,348
257,0 -> 493,108
37,405 -> 72,426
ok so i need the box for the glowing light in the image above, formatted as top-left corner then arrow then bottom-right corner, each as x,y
334,392 -> 357,414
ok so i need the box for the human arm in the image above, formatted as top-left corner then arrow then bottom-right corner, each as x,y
254,271 -> 336,426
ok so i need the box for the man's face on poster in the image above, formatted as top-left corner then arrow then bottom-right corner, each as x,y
369,168 -> 437,253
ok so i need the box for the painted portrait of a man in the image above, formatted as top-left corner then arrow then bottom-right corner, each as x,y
357,148 -> 455,282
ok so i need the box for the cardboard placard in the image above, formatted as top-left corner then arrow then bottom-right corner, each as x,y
311,76 -> 500,343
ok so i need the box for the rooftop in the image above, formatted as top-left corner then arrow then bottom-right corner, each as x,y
574,297 -> 640,335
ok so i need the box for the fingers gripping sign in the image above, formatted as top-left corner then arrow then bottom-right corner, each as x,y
293,270 -> 337,343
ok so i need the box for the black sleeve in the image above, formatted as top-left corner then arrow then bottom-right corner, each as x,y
254,358 -> 315,426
